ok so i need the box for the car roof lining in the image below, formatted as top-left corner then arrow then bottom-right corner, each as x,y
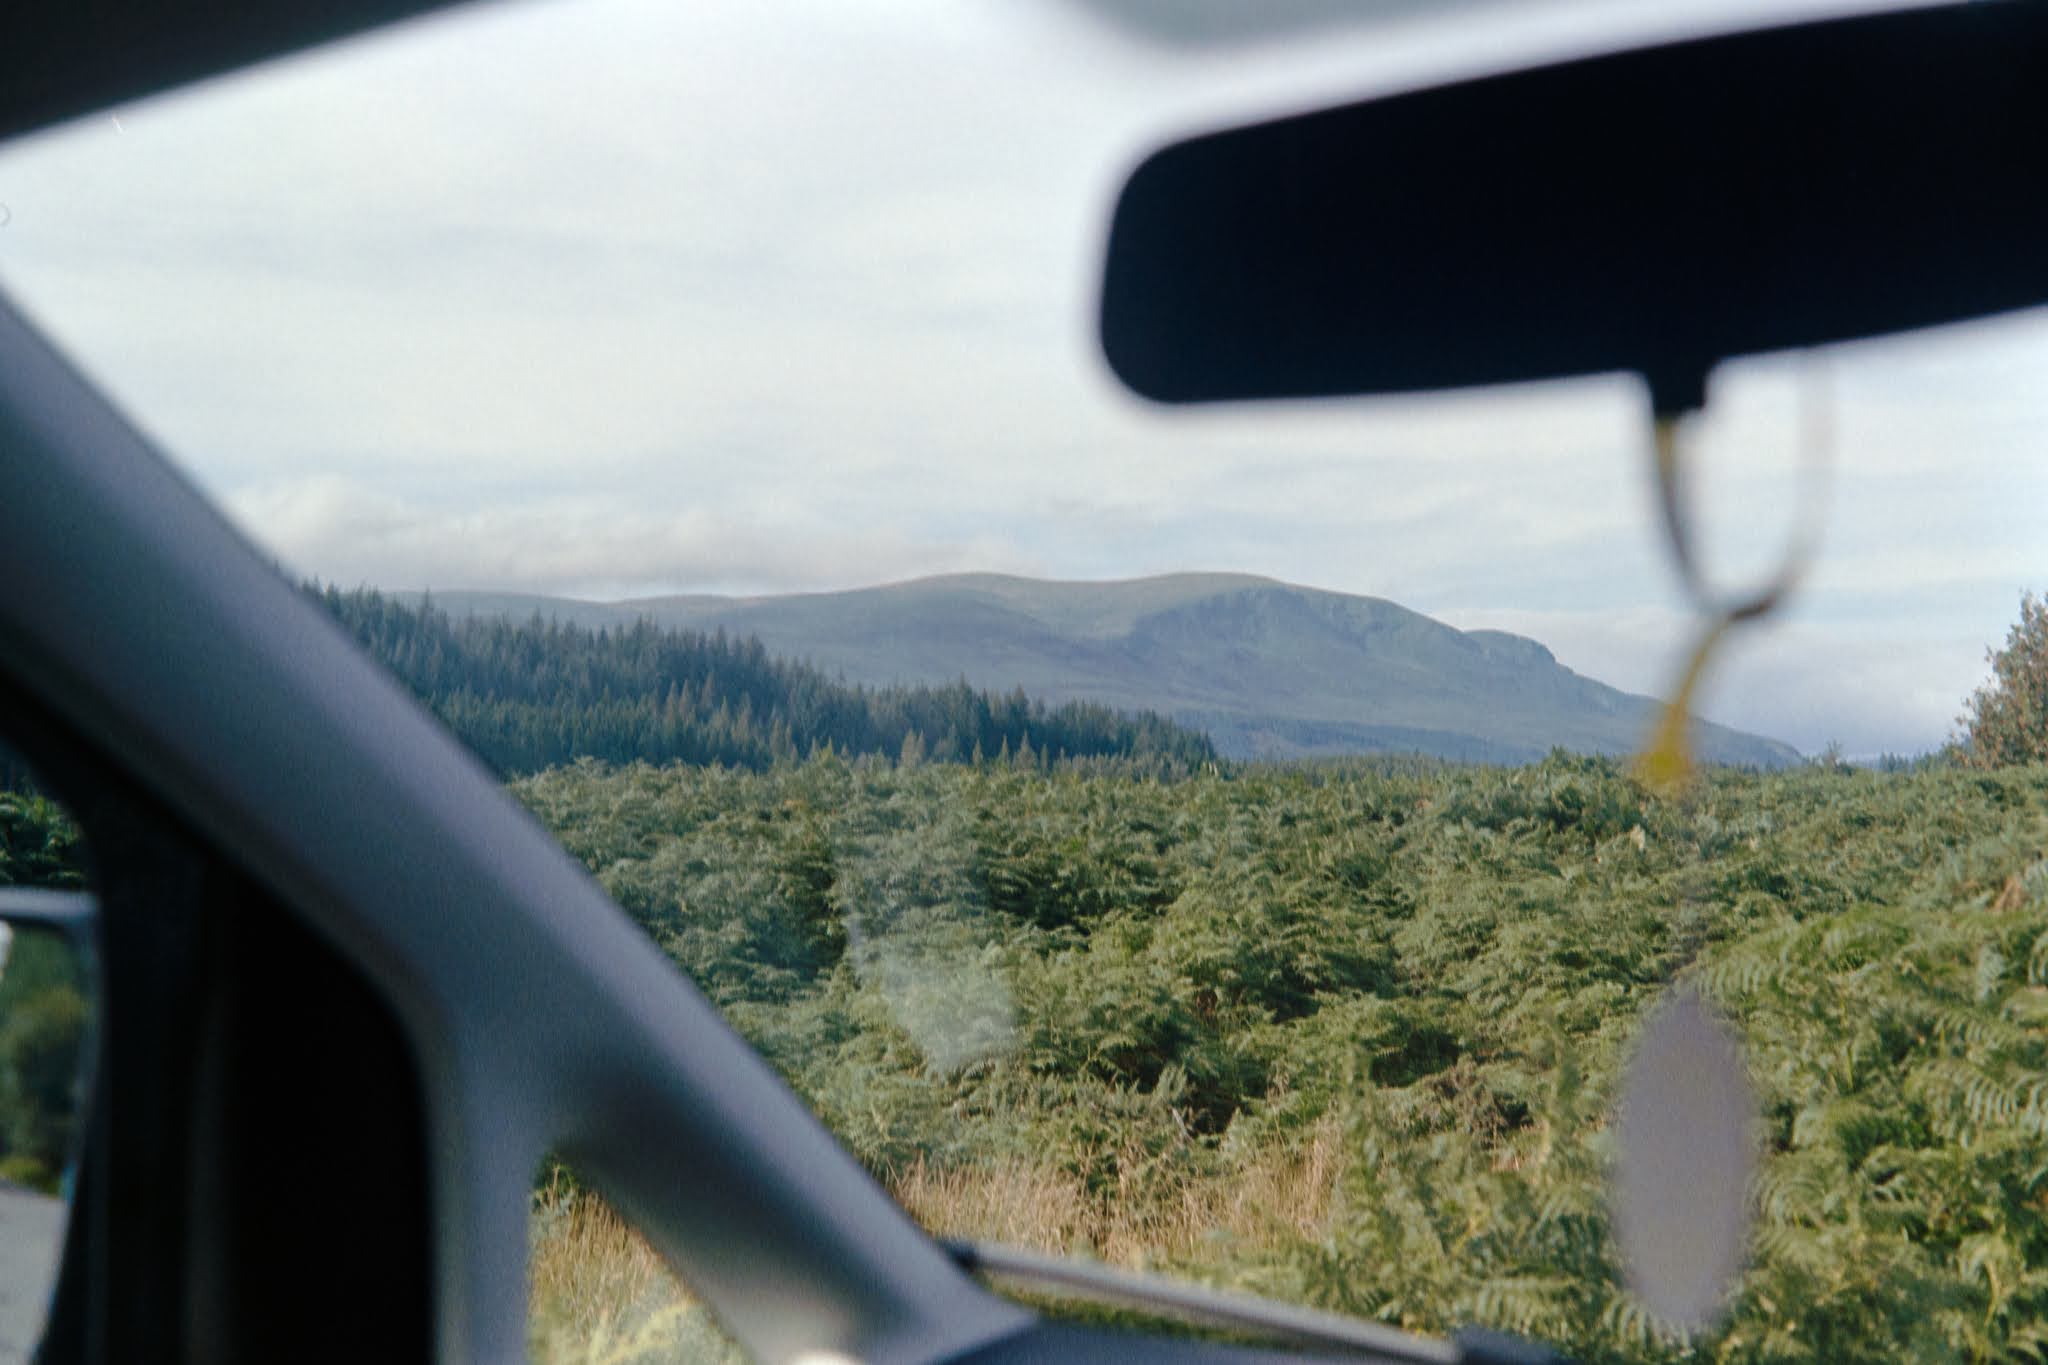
5,0 -> 464,145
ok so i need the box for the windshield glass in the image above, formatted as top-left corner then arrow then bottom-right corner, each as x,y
3,1 -> 2046,1359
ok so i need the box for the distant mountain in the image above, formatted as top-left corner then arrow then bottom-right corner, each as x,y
420,574 -> 1802,767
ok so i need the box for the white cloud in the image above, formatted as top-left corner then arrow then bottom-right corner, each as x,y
224,475 -> 1030,598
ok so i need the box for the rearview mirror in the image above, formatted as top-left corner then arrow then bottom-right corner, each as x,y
1100,2 -> 2048,415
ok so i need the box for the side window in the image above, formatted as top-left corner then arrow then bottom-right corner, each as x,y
0,737 -> 95,1365
528,1159 -> 746,1365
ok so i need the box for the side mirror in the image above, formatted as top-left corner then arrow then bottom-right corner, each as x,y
0,891 -> 96,1362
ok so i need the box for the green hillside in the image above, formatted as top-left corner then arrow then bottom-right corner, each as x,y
425,574 -> 1801,767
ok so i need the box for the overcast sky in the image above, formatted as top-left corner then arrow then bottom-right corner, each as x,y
0,0 -> 2039,758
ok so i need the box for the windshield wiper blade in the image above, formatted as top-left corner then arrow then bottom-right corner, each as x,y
941,1239 -> 1568,1365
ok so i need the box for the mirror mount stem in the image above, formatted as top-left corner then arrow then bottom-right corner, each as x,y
1643,364 -> 1708,424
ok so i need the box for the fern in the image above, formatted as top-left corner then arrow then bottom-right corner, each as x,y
509,755 -> 2048,1363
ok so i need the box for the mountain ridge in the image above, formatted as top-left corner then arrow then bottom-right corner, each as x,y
410,573 -> 1801,767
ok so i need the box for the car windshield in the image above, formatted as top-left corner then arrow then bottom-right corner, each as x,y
3,0 -> 2047,1360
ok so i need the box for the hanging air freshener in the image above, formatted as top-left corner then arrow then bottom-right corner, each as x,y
1635,365 -> 1832,793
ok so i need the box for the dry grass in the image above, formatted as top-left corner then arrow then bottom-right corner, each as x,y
889,1119 -> 1348,1271
527,1190 -> 742,1365
527,1123 -> 1347,1361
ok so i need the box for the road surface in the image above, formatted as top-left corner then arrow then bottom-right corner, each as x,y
0,1182 -> 62,1365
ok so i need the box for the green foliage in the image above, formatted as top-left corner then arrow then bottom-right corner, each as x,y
1961,591 -> 2048,768
0,790 -> 86,890
523,753 -> 2048,1360
0,771 -> 91,1193
0,930 -> 90,1188
0,1153 -> 53,1192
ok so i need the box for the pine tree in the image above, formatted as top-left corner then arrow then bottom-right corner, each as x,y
1959,591 -> 2048,767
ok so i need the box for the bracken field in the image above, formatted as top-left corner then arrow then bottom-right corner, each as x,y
10,749 -> 2048,1360
510,753 -> 2048,1363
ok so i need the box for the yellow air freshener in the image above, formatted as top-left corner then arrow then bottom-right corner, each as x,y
1637,614 -> 1730,795
1636,369 -> 1831,792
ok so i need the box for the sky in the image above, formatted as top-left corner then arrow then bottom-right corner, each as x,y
0,0 -> 2039,759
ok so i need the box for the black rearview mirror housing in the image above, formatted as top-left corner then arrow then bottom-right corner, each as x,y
1100,2 -> 2048,416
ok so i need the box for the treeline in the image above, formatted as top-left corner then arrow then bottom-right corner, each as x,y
311,586 -> 1215,775
0,790 -> 85,892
